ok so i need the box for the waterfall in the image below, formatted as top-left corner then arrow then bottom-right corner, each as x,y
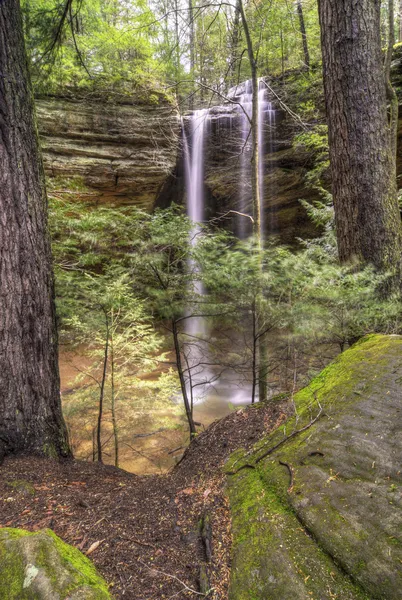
259,81 -> 276,236
236,78 -> 275,240
181,84 -> 276,408
183,109 -> 208,336
182,110 -> 210,404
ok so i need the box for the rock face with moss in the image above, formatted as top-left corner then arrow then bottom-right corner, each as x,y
36,92 -> 180,211
0,528 -> 111,599
227,335 -> 402,599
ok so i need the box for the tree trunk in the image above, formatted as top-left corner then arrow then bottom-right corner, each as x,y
239,0 -> 261,242
188,0 -> 195,109
110,325 -> 119,468
297,0 -> 310,70
385,0 -> 399,167
239,0 -> 269,402
318,0 -> 402,271
97,310 -> 109,463
172,319 -> 196,437
229,0 -> 241,87
400,0 -> 402,41
0,0 -> 70,459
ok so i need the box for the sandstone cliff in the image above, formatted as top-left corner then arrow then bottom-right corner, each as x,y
36,94 -> 180,211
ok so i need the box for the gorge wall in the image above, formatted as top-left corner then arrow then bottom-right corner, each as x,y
36,92 -> 180,211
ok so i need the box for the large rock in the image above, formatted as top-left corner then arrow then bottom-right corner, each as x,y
0,528 -> 111,599
36,94 -> 180,211
227,334 -> 402,599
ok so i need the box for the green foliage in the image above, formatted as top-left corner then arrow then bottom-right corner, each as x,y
49,189 -> 402,461
22,0 -> 166,95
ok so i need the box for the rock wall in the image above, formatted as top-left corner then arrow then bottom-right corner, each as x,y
227,334 -> 402,599
203,51 -> 402,244
36,94 -> 180,210
203,106 -> 320,244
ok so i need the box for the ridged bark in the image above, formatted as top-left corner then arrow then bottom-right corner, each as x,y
0,0 -> 70,458
318,0 -> 402,270
297,0 -> 310,70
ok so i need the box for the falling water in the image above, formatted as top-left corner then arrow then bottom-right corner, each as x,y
181,86 -> 276,408
182,110 -> 210,404
236,78 -> 275,240
259,81 -> 276,235
237,80 -> 253,239
183,109 -> 208,336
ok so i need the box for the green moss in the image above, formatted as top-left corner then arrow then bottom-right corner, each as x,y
227,466 -> 369,599
226,335 -> 402,599
0,528 -> 111,599
6,480 -> 35,496
42,442 -> 59,459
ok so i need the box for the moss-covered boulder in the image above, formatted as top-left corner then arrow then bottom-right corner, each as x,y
226,334 -> 402,599
0,528 -> 111,599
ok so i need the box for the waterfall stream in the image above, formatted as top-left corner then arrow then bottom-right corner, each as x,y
182,81 -> 276,407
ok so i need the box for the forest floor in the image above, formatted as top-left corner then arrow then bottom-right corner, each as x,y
0,399 -> 289,599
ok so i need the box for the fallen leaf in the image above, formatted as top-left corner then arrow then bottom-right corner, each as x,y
86,539 -> 104,555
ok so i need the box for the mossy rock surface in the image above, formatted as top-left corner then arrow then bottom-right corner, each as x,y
227,334 -> 402,599
0,528 -> 111,599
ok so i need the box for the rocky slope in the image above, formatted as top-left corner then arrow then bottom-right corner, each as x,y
36,93 -> 180,210
1,336 -> 402,598
227,334 -> 402,599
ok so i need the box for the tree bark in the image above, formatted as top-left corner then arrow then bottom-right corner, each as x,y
385,0 -> 399,167
318,0 -> 402,270
0,0 -> 70,459
188,0 -> 195,109
229,0 -> 242,87
110,323 -> 119,468
400,0 -> 402,41
97,310 -> 109,463
172,319 -> 196,437
239,0 -> 269,402
297,0 -> 310,70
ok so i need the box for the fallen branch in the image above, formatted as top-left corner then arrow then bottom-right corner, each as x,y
226,405 -> 323,476
209,210 -> 254,224
168,445 -> 186,455
279,460 -> 294,492
137,559 -> 210,596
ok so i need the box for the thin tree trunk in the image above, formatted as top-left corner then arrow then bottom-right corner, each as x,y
239,0 -> 269,402
251,302 -> 257,404
297,0 -> 310,70
385,0 -> 399,167
92,428 -> 96,462
188,0 -> 194,72
400,0 -> 402,41
188,0 -> 195,109
174,0 -> 180,100
318,0 -> 402,271
0,0 -> 70,459
110,324 -> 119,468
172,319 -> 196,436
229,0 -> 241,87
239,0 -> 260,241
97,310 -> 109,463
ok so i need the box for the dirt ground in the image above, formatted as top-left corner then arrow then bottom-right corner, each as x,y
0,399 -> 288,599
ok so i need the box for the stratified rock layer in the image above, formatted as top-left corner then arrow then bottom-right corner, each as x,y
36,95 -> 180,210
0,528 -> 111,599
227,334 -> 402,599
